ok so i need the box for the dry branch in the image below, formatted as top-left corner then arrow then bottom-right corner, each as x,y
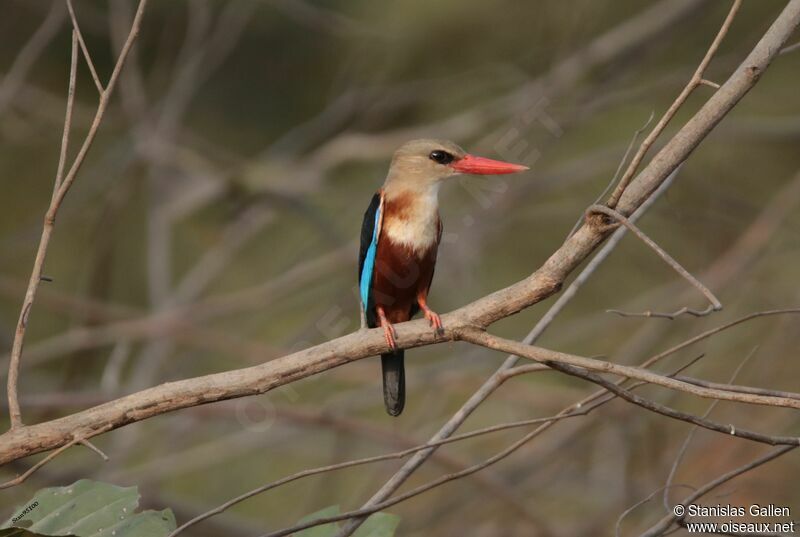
605,0 -> 742,208
457,328 -> 800,412
1,0 -> 798,466
5,0 -> 149,429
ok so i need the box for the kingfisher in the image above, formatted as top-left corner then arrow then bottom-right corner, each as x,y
358,139 -> 528,416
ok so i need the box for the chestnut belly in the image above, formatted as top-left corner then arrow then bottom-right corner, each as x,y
371,238 -> 437,324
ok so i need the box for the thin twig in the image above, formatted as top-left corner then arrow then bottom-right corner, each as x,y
259,373 -> 797,537
78,439 -> 109,461
608,304 -> 718,320
662,346 -> 758,511
2,0 -> 798,468
460,328 -> 800,411
172,351 -> 705,536
642,445 -> 797,536
588,204 -> 722,318
65,0 -> 104,95
566,110 -> 655,239
5,30 -> 79,429
616,486 -> 694,537
53,31 -> 79,197
5,0 -> 149,429
779,39 -> 800,54
0,439 -> 79,490
168,390 -> 587,537
673,374 -> 800,400
0,429 -> 108,490
606,0 -> 742,208
257,317 -> 796,536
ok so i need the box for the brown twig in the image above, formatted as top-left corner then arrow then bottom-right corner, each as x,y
0,438 -> 79,490
4,29 -> 79,430
171,352 -> 710,536
191,321 -> 783,536
607,304 -> 719,320
167,389 -> 589,537
458,328 -> 800,412
5,0 -> 149,429
606,0 -> 742,209
257,374 -> 797,537
251,307 -> 792,537
566,111 -> 656,239
1,0 -> 798,472
65,0 -> 104,95
0,428 -> 109,490
641,445 -> 797,536
658,346 -> 758,521
587,204 -> 722,318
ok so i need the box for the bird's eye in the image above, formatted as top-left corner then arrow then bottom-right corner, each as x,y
429,150 -> 454,165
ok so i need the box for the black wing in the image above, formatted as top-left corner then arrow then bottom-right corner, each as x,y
359,192 -> 381,327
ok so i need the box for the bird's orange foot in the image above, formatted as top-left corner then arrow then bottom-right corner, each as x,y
381,321 -> 398,350
376,306 -> 398,350
422,307 -> 444,335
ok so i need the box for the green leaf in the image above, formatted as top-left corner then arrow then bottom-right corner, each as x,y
293,506 -> 399,537
295,505 -> 341,537
352,513 -> 400,537
0,479 -> 176,537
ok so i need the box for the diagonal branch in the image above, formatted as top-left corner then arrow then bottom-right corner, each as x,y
5,0 -> 149,430
257,366 -> 797,537
641,445 -> 797,536
606,0 -> 743,208
588,204 -> 722,318
457,328 -> 800,412
65,0 -> 104,95
1,0 -> 798,478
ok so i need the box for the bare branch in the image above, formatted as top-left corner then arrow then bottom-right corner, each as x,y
0,0 -> 797,480
642,446 -> 797,536
5,0 -> 149,429
606,0 -> 742,208
662,346 -> 758,512
566,111 -> 656,239
53,31 -> 79,197
257,374 -> 796,537
0,426 -> 109,490
588,204 -> 722,317
458,327 -> 800,412
608,304 -> 719,320
65,0 -> 105,95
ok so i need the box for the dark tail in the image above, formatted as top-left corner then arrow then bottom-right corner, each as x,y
381,351 -> 405,416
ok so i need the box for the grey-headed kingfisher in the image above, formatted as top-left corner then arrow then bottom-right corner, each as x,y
358,139 -> 528,416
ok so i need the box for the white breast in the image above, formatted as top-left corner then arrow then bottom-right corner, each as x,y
383,188 -> 440,254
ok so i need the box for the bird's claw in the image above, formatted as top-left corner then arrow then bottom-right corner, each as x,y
424,309 -> 444,336
382,322 -> 398,350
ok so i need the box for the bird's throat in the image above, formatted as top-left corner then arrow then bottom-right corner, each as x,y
381,184 -> 441,253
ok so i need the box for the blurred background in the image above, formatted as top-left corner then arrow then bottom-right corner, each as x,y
1,0 -> 799,535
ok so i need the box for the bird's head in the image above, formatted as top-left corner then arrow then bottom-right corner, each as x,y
386,139 -> 528,191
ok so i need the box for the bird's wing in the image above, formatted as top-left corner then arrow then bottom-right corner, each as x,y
358,190 -> 383,325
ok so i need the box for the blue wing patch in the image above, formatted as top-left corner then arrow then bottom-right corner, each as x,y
360,199 -> 382,310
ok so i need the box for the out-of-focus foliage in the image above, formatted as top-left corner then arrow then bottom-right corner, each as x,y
0,479 -> 175,537
1,1 -> 799,535
295,506 -> 399,537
